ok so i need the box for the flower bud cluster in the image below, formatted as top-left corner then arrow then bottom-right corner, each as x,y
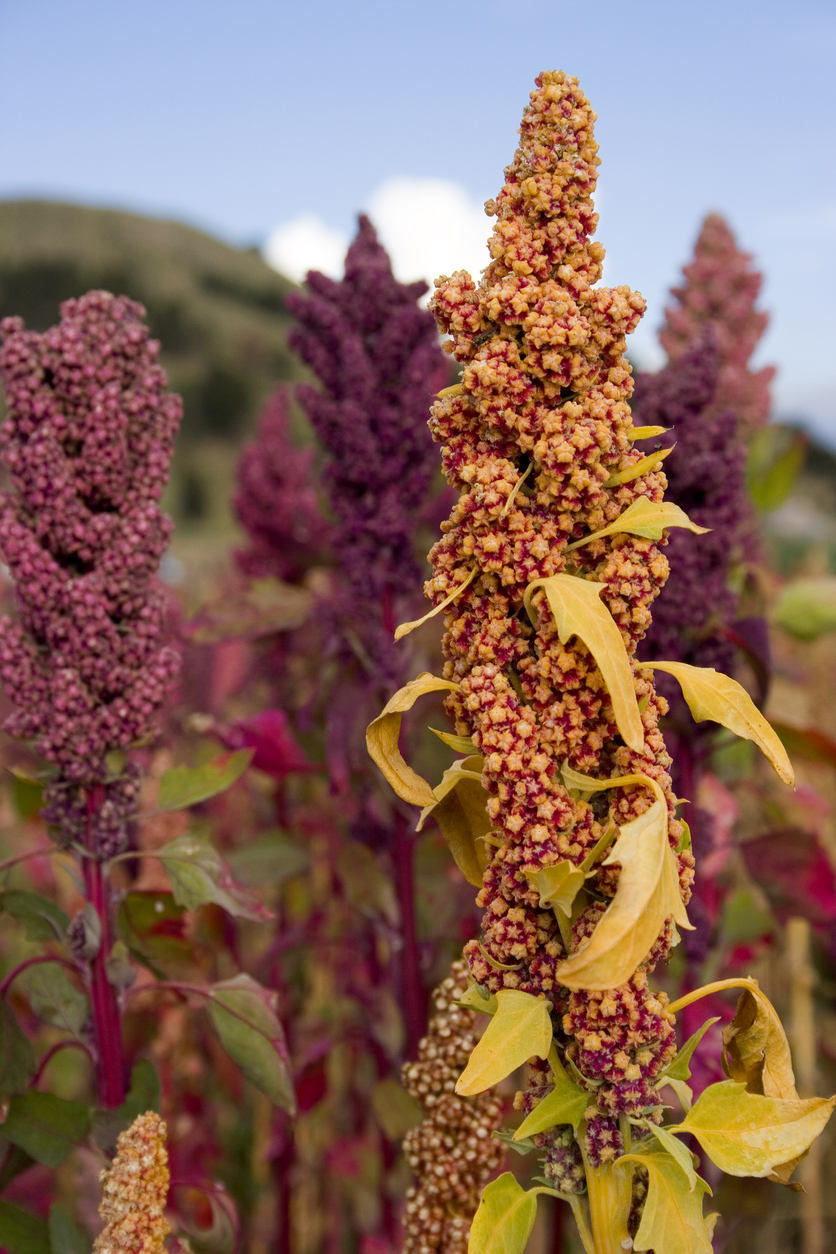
402,961 -> 504,1254
93,1111 -> 170,1253
426,73 -> 693,1168
0,293 -> 181,788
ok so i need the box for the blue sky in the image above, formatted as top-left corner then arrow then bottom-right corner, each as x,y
1,0 -> 834,439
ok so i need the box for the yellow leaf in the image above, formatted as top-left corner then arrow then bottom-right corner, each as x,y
436,382 -> 464,399
417,756 -> 491,887
564,498 -> 709,552
722,982 -> 797,1101
637,661 -> 794,787
619,1146 -> 715,1254
602,444 -> 675,487
525,862 -> 586,918
394,567 -> 477,641
561,764 -> 664,805
556,794 -> 691,991
674,1079 -> 836,1180
366,673 -> 459,807
501,464 -> 533,518
524,575 -> 644,753
629,426 -> 671,440
513,1054 -> 587,1137
468,1173 -> 538,1254
429,728 -> 477,754
457,984 -> 498,1015
456,989 -> 553,1097
662,1077 -> 694,1114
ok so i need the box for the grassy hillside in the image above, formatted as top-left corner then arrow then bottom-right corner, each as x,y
0,199 -> 306,538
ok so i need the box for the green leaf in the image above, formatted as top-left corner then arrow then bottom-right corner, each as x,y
456,989 -> 553,1097
92,1058 -> 162,1151
157,749 -> 253,812
48,1204 -> 88,1254
0,1143 -> 36,1192
417,756 -> 491,887
565,498 -> 709,552
2,1091 -> 89,1167
618,1146 -> 715,1254
0,891 -> 69,943
513,1056 -> 588,1138
117,891 -> 191,980
0,1001 -> 36,1095
12,776 -> 44,820
180,1193 -> 236,1254
637,661 -> 794,787
207,974 -> 296,1113
227,831 -> 310,886
469,1173 -> 538,1254
370,1078 -> 423,1140
524,574 -> 644,752
336,840 -> 399,926
23,963 -> 88,1035
773,577 -> 836,641
493,1129 -> 538,1156
747,425 -> 806,512
0,1201 -> 50,1254
720,887 -> 774,944
673,1079 -> 836,1180
663,1017 -> 721,1083
366,673 -> 460,807
155,830 -> 270,922
429,728 -> 477,754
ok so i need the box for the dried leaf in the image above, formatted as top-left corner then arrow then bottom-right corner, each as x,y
722,981 -> 796,1101
638,661 -> 794,787
663,1017 -> 721,1083
565,499 -> 708,552
366,673 -> 460,806
157,749 -> 253,812
468,1173 -> 539,1254
618,1145 -> 715,1254
556,792 -> 691,991
456,989 -> 553,1096
674,1079 -> 836,1180
524,575 -> 644,752
394,567 -> 477,641
513,1055 -> 587,1137
418,756 -> 491,887
602,444 -> 675,487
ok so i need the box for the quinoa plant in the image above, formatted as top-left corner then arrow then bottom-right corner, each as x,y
368,72 -> 835,1254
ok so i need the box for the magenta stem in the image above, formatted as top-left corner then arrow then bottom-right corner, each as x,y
394,810 -> 424,1058
85,783 -> 126,1108
32,1038 -> 92,1087
0,953 -> 76,999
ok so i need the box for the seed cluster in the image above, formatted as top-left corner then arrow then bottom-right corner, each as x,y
402,961 -> 504,1254
93,1111 -> 170,1253
426,72 -> 693,1166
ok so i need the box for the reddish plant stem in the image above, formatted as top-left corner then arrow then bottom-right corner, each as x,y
32,1038 -> 92,1087
0,953 -> 76,999
394,809 -> 424,1059
85,783 -> 126,1108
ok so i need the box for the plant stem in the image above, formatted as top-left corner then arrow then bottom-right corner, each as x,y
667,976 -> 755,1015
394,809 -> 424,1058
583,1155 -> 632,1254
84,783 -> 125,1108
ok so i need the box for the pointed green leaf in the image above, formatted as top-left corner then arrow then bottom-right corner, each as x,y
663,1018 -> 720,1083
493,1129 -> 539,1156
524,575 -> 644,752
48,1204 -> 88,1254
370,1078 -> 423,1140
366,673 -> 460,807
0,891 -> 69,943
208,974 -> 296,1113
2,1091 -> 89,1167
0,1201 -> 50,1254
618,1146 -> 715,1254
23,963 -> 88,1036
638,661 -> 794,786
456,989 -> 552,1096
673,1079 -> 836,1180
565,498 -> 708,552
157,749 -> 253,812
227,831 -> 310,886
469,1173 -> 538,1254
0,1001 -> 36,1096
156,830 -> 271,922
514,1059 -> 587,1138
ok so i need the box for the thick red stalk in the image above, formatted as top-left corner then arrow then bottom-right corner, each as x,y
85,784 -> 126,1109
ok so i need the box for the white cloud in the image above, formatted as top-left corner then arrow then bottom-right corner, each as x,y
263,177 -> 491,292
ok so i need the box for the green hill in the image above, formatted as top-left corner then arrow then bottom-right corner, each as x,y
0,199 -> 304,538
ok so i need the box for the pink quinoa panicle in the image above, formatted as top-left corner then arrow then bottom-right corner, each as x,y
425,71 -> 693,1176
0,291 -> 181,848
93,1111 -> 170,1253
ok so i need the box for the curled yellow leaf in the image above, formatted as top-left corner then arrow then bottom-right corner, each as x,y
366,673 -> 459,807
722,981 -> 797,1101
429,728 -> 476,754
417,756 -> 491,887
602,444 -> 675,488
394,567 -> 477,641
456,989 -> 553,1096
501,463 -> 532,518
524,574 -> 644,753
556,790 -> 691,992
638,661 -> 795,787
526,862 -> 586,918
565,498 -> 709,552
628,426 -> 671,440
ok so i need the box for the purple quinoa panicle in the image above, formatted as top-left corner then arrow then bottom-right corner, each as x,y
234,384 -> 330,584
0,291 -> 181,829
